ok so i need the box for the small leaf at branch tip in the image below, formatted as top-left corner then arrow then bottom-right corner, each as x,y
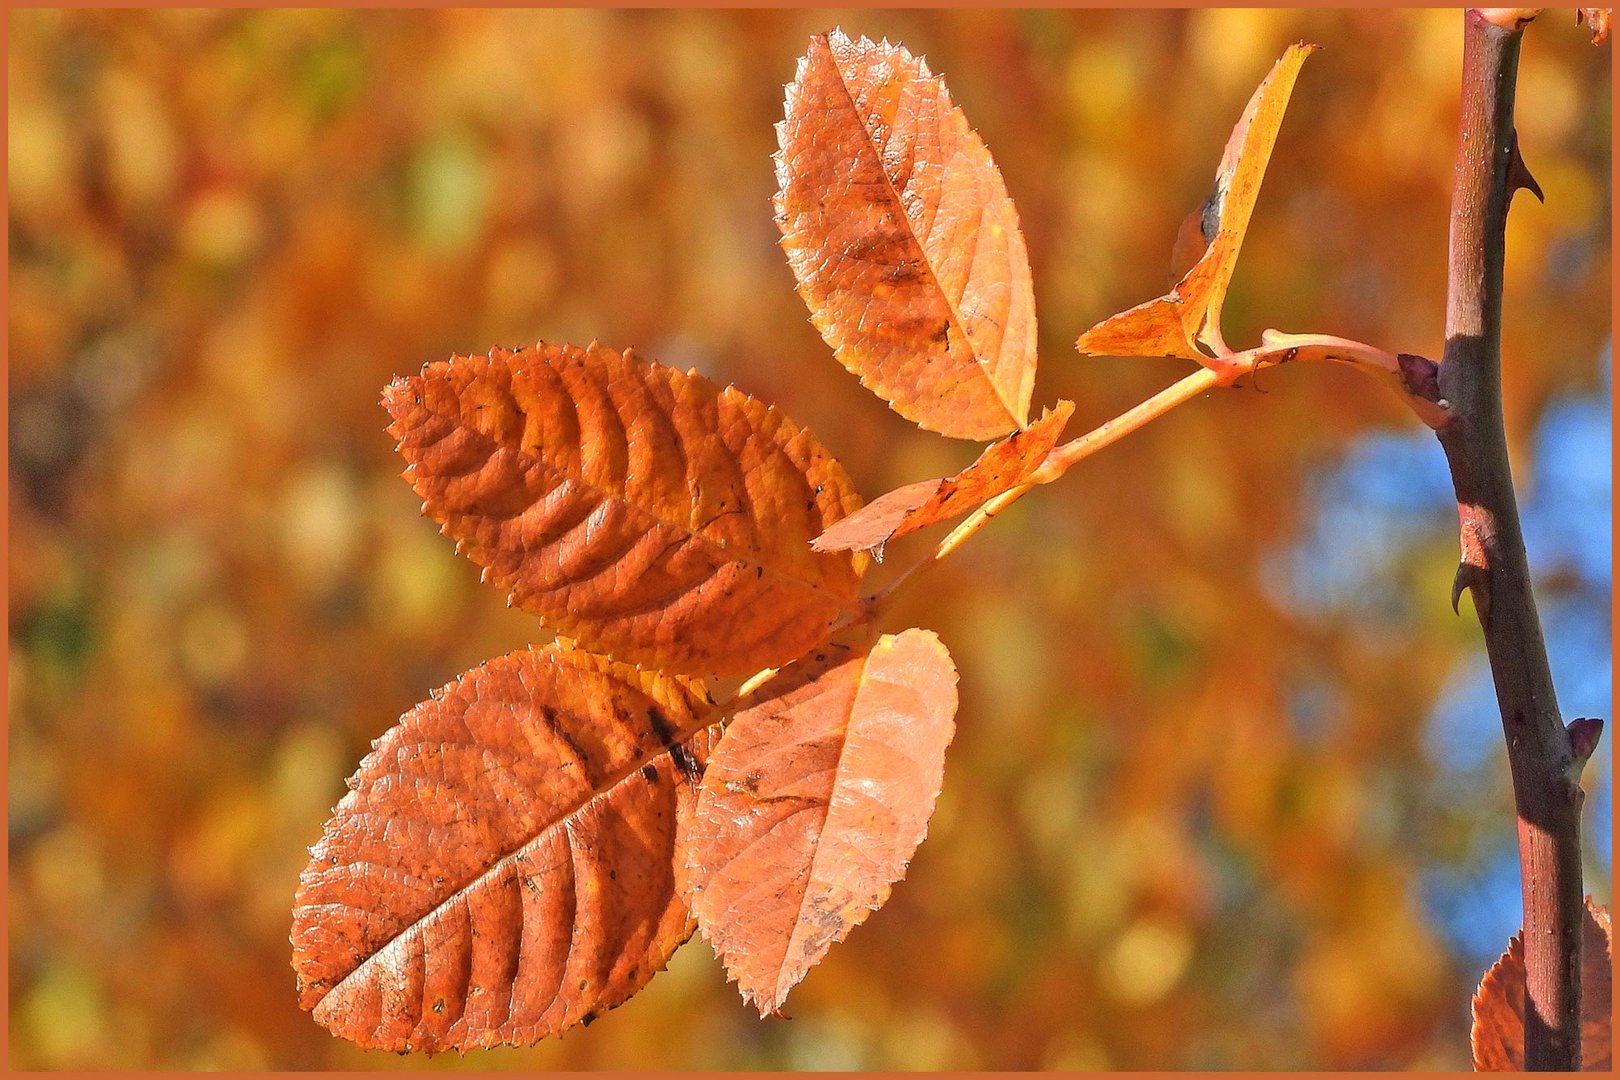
1076,45 -> 1313,363
810,402 -> 1074,555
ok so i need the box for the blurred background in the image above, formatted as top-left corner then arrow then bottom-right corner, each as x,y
7,7 -> 1611,1070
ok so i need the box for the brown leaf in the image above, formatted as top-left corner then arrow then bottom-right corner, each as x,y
776,30 -> 1038,441
1077,44 -> 1315,360
812,400 -> 1075,556
677,629 -> 959,1015
383,343 -> 867,679
291,645 -> 718,1051
1470,896 -> 1612,1070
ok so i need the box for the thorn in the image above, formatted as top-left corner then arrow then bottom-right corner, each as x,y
1506,130 -> 1544,204
1567,717 -> 1604,776
1451,562 -> 1492,622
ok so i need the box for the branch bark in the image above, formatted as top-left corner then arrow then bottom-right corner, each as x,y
1436,9 -> 1589,1071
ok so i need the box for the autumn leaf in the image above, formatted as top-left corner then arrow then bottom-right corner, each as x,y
1470,896 -> 1612,1071
776,30 -> 1038,441
812,400 -> 1075,557
1077,43 -> 1316,361
291,645 -> 719,1052
383,342 -> 867,679
677,629 -> 959,1016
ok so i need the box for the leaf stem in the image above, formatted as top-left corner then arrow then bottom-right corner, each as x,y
864,366 -> 1221,616
1225,329 -> 1453,428
1439,8 -> 1588,1070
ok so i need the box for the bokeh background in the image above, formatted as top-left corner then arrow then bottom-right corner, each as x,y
8,7 -> 1611,1070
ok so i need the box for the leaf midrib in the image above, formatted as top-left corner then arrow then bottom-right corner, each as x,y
311,670 -> 714,1010
821,35 -> 1024,430
416,372 -> 860,609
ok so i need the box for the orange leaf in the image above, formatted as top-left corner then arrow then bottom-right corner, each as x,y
1470,897 -> 1612,1070
812,400 -> 1075,556
383,343 -> 867,678
677,629 -> 959,1015
1073,249 -> 1232,361
1077,44 -> 1315,360
291,645 -> 718,1051
776,30 -> 1038,441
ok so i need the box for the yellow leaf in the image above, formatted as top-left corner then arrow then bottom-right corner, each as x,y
1077,44 -> 1316,361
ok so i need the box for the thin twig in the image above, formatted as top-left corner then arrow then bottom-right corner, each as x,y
864,367 -> 1221,616
1226,330 -> 1453,429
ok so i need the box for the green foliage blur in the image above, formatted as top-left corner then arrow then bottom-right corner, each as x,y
8,8 -> 1610,1069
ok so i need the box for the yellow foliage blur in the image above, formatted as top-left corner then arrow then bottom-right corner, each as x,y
8,8 -> 1610,1069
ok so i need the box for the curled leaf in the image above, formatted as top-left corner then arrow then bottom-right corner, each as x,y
812,400 -> 1074,556
383,342 -> 866,678
777,30 -> 1038,440
1470,897 -> 1612,1070
291,646 -> 718,1052
677,629 -> 959,1016
1077,43 -> 1316,361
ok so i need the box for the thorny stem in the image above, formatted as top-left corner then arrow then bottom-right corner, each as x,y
1440,9 -> 1591,1070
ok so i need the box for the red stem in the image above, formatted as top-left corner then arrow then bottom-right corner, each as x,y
1438,10 -> 1587,1070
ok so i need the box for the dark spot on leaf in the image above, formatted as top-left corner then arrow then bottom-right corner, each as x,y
641,764 -> 659,783
1200,180 -> 1226,244
670,742 -> 701,781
